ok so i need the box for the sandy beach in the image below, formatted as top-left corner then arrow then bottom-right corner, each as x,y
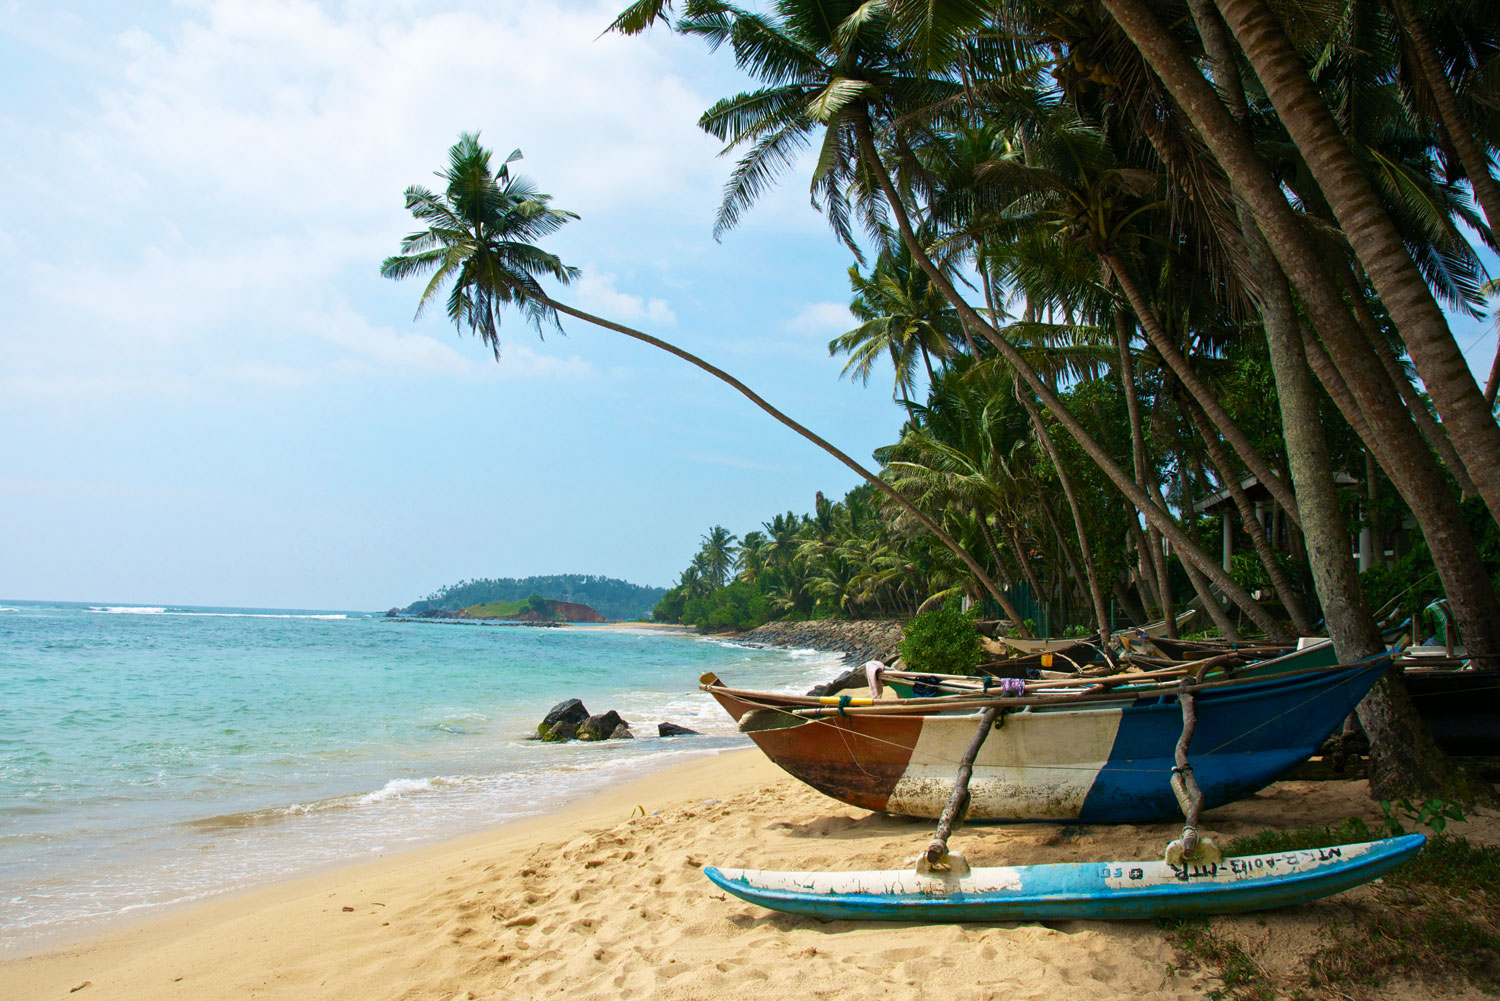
6,746 -> 1496,1001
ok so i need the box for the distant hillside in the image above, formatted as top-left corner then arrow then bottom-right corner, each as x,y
400,575 -> 666,622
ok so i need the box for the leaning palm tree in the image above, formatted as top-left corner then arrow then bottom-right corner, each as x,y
381,132 -> 1020,623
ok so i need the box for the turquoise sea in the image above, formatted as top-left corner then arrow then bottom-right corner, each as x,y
0,601 -> 841,954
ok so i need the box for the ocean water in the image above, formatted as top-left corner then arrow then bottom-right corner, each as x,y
0,601 -> 844,954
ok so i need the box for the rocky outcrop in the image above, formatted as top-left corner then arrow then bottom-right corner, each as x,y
577,711 -> 628,741
542,719 -> 580,742
736,619 -> 906,666
658,722 -> 700,737
538,699 -> 589,737
499,600 -> 610,624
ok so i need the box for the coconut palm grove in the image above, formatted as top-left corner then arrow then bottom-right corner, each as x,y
382,0 -> 1500,807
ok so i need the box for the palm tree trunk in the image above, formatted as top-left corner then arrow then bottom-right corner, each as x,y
1015,383 -> 1110,642
538,296 -> 1021,628
1113,312 -> 1179,636
1125,520 -> 1161,615
1112,578 -> 1147,626
853,113 -> 1286,636
1183,397 -> 1311,632
1102,0 -> 1500,659
1105,253 -> 1299,526
1103,0 -> 1500,528
1184,0 -> 1497,801
1389,0 -> 1500,243
1208,0 -> 1500,526
1006,524 -> 1047,614
1338,266 -> 1478,498
975,517 -> 1031,631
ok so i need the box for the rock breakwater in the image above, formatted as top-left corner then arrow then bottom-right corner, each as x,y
736,619 -> 906,666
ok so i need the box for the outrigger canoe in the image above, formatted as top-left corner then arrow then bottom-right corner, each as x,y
706,659 -> 1388,822
705,834 -> 1425,921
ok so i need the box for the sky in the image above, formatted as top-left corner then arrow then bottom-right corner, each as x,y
1,0 -> 909,610
2,0 -> 1497,611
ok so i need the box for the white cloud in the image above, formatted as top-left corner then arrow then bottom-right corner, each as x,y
786,301 -> 854,335
75,0 -> 724,223
6,0 -> 723,410
573,269 -> 677,327
302,303 -> 473,376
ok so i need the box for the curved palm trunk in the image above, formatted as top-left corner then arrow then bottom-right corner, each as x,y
1390,0 -> 1500,246
1208,0 -> 1500,526
1184,397 -> 1312,632
1015,384 -> 1110,643
1114,312 -> 1175,634
1103,0 -> 1500,524
1006,524 -> 1047,616
851,113 -> 1287,640
1183,0 -> 1500,801
538,296 -> 1021,629
1100,0 -> 1500,660
1338,266 -> 1479,498
1106,253 -> 1299,526
975,517 -> 1031,631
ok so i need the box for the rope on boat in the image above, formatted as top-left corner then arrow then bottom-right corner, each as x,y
1165,671 -> 1222,866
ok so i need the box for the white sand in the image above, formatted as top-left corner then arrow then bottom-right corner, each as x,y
5,750 -> 1495,1001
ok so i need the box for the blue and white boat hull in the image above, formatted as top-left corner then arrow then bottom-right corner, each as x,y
705,834 -> 1425,921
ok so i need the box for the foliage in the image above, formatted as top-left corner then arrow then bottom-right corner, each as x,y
898,605 -> 983,675
407,575 -> 667,622
1378,796 -> 1468,836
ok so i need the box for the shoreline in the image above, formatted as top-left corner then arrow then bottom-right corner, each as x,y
0,748 -> 770,976
0,616 -> 831,967
7,749 -> 1495,1001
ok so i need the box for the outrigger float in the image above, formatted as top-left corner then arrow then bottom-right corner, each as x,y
705,835 -> 1426,921
701,650 -> 1424,921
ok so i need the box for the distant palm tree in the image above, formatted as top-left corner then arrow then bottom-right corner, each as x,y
699,525 -> 739,588
382,132 -> 1018,620
831,244 -> 961,403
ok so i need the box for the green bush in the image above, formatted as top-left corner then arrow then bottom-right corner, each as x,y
898,606 -> 983,675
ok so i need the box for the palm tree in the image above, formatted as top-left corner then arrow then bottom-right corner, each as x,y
698,525 -> 739,588
832,243 -> 961,402
613,0 -> 1286,638
1102,0 -> 1500,528
382,132 -> 1019,623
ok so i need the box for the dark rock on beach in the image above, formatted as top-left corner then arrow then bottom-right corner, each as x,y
538,699 -> 590,737
610,724 -> 635,739
657,722 -> 700,737
541,720 -> 579,742
576,710 -> 628,741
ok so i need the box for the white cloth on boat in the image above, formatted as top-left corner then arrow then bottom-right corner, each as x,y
865,660 -> 886,699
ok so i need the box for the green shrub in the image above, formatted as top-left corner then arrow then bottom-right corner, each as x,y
898,606 -> 983,675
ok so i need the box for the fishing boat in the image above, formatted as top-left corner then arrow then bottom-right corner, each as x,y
705,658 -> 1388,822
704,833 -> 1425,921
1402,667 -> 1500,756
